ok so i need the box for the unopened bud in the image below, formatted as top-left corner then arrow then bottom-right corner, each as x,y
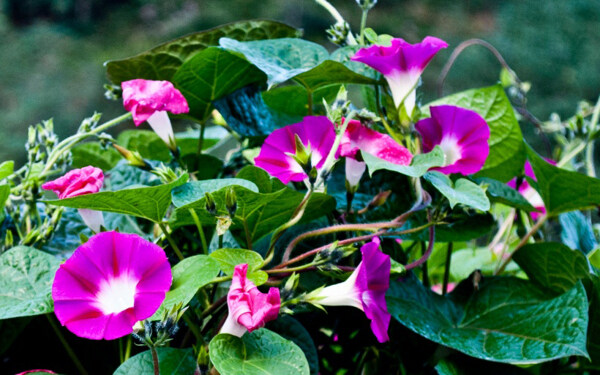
225,187 -> 237,217
216,215 -> 232,236
204,192 -> 217,215
113,144 -> 150,169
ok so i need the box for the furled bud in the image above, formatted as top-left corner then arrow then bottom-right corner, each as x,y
113,144 -> 151,169
225,187 -> 237,217
204,192 -> 217,215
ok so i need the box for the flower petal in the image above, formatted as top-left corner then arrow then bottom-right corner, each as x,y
121,79 -> 189,125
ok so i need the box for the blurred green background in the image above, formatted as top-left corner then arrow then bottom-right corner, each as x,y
1,0 -> 599,164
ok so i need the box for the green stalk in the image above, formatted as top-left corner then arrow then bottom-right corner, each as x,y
159,222 -> 184,261
41,112 -> 132,176
46,314 -> 89,375
442,242 -> 453,295
359,9 -> 368,45
189,209 -> 208,254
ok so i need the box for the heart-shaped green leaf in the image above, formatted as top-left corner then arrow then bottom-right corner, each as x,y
0,246 -> 60,319
151,255 -> 220,320
424,171 -> 490,211
363,146 -> 444,178
114,348 -> 196,375
209,329 -> 310,375
44,173 -> 188,223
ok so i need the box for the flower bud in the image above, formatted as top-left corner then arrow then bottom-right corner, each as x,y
204,192 -> 217,215
355,0 -> 377,10
225,187 -> 237,217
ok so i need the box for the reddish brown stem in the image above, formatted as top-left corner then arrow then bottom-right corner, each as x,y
405,225 -> 435,271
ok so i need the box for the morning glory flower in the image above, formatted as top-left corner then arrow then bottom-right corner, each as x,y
352,37 -> 448,116
312,238 -> 391,343
340,119 -> 413,188
507,160 -> 553,220
52,231 -> 172,340
42,166 -> 105,232
121,79 -> 189,151
415,105 -> 490,175
254,116 -> 337,185
220,264 -> 281,337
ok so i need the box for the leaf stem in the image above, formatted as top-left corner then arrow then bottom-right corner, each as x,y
159,222 -> 184,261
494,214 -> 548,275
405,225 -> 435,271
151,346 -> 160,375
46,314 -> 89,375
359,9 -> 368,45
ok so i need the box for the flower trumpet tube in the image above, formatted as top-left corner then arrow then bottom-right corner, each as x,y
42,166 -> 105,232
310,238 -> 391,343
340,119 -> 413,188
352,37 -> 448,116
507,160 -> 554,220
121,79 -> 189,151
220,264 -> 281,337
255,116 -> 337,185
415,105 -> 490,175
52,231 -> 172,340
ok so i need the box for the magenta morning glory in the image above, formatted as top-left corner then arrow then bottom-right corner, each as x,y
254,116 -> 337,185
352,37 -> 448,116
340,119 -> 413,187
220,264 -> 281,337
52,231 -> 172,340
121,79 -> 189,150
42,166 -> 105,232
312,238 -> 391,343
416,105 -> 490,175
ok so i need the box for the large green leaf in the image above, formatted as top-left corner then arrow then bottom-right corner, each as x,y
363,146 -> 444,178
0,160 -> 14,180
424,84 -> 525,182
387,275 -> 589,363
71,142 -> 121,170
220,38 -> 376,91
105,20 -> 301,83
423,171 -> 491,211
513,242 -> 590,295
267,316 -> 319,375
220,38 -> 328,88
151,254 -> 220,320
172,47 -> 267,122
172,179 -> 258,207
209,248 -> 267,285
0,246 -> 60,319
44,174 -> 188,223
114,348 -> 196,375
0,184 -> 9,209
209,328 -> 310,375
169,169 -> 335,248
527,145 -> 600,215
586,275 -> 600,364
474,177 -> 536,212
262,85 -> 339,119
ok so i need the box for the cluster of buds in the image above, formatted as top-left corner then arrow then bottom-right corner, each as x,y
103,84 -> 122,101
19,204 -> 64,247
76,112 -> 102,134
151,163 -> 182,184
132,303 -> 188,348
324,88 -> 351,126
326,21 -> 352,47
26,119 -> 66,167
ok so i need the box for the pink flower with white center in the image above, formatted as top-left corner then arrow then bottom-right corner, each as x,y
42,166 -> 105,232
507,160 -> 554,220
313,238 -> 391,343
352,37 -> 448,116
121,79 -> 189,151
16,370 -> 57,375
340,119 -> 413,188
416,105 -> 490,175
52,231 -> 172,340
220,264 -> 280,337
254,116 -> 337,185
